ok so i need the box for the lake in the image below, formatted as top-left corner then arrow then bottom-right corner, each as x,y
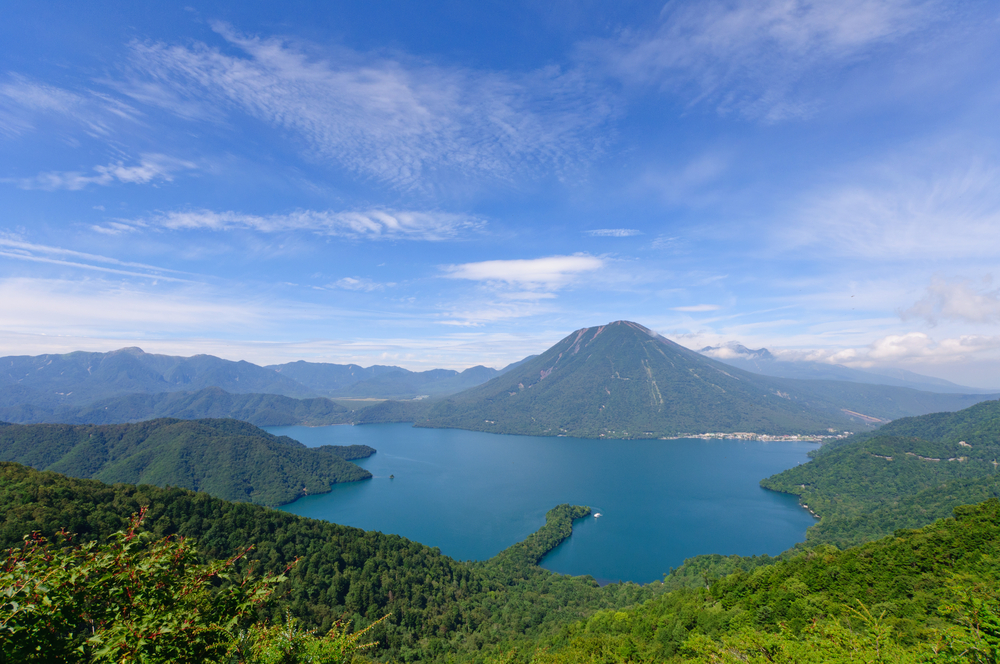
266,423 -> 818,584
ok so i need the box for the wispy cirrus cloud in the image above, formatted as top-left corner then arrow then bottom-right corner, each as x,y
5,153 -> 196,191
102,208 -> 484,241
591,0 -> 937,120
329,277 -> 395,292
118,23 -> 614,189
786,156 -> 1000,259
584,228 -> 642,237
0,74 -> 140,138
0,237 -> 191,282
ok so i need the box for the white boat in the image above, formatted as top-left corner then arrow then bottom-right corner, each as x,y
594,512 -> 602,518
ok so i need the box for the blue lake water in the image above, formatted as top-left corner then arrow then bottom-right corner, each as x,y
266,423 -> 818,584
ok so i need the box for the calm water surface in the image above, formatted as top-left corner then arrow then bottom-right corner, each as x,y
266,423 -> 818,583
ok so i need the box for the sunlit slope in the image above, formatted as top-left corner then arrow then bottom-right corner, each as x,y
422,321 -> 854,437
0,418 -> 372,506
762,398 -> 1000,547
508,499 -> 1000,663
0,463 -> 658,661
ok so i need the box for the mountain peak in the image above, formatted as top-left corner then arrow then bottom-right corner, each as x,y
110,346 -> 147,356
423,322 -> 846,437
699,342 -> 774,361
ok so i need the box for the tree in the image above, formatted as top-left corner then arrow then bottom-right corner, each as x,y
0,507 -> 280,663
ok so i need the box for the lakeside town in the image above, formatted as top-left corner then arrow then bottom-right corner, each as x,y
661,431 -> 854,443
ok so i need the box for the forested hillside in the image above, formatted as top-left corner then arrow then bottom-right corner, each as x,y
0,463 -> 659,661
506,499 -> 1000,662
762,399 -> 1000,547
3,462 -> 998,662
0,419 -> 373,506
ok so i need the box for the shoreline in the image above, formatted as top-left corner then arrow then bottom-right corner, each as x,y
659,432 -> 851,443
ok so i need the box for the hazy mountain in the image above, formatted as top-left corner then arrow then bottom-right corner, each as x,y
0,418 -> 372,506
1,349 -> 524,416
269,359 -> 532,399
0,387 -> 352,427
699,342 -> 993,393
330,366 -> 498,398
266,360 -> 404,393
768,378 -> 996,423
0,347 -> 317,410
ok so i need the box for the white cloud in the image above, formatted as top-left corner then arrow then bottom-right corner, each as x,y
593,0 -> 935,120
673,304 -> 721,312
7,154 -> 196,191
584,228 -> 642,237
442,254 -> 604,288
498,291 -> 557,301
112,208 -> 484,241
774,332 -> 1000,367
329,277 -> 393,292
120,23 -> 614,188
901,276 -> 1000,325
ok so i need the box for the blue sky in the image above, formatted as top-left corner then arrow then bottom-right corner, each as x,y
2,1 -> 1000,387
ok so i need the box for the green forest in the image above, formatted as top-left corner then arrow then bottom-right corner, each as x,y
0,418 -> 373,506
0,463 -> 658,661
3,462 -> 998,662
762,399 -> 1000,547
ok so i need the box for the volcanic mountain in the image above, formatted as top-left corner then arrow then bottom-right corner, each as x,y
421,321 -> 858,437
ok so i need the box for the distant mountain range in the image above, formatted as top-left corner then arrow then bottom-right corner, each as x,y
2,324 -> 998,435
699,342 -> 995,393
268,358 -> 531,399
0,347 -> 524,422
